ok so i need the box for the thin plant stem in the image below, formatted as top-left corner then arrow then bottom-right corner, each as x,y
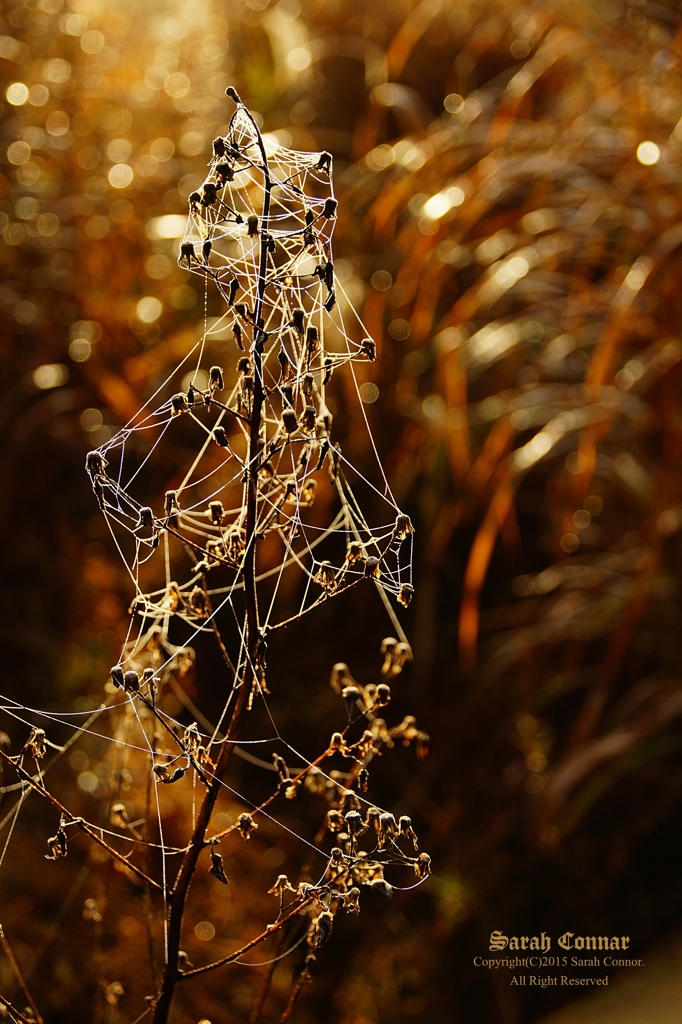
0,925 -> 43,1024
0,992 -> 34,1024
0,752 -> 162,893
178,896 -> 314,979
151,99 -> 273,1024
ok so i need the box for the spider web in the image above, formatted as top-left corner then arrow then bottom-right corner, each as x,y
86,102 -> 413,678
0,98 -> 425,1017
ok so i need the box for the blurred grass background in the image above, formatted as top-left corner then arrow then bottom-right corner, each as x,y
2,0 -> 682,1021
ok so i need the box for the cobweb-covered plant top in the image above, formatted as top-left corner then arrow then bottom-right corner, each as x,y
0,93 -> 428,1024
85,97 -> 414,682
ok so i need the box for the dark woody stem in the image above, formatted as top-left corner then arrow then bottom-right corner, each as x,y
152,102 -> 272,1024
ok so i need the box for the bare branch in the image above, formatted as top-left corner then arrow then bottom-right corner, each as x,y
0,751 -> 163,893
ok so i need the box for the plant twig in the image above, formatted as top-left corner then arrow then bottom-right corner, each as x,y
0,992 -> 34,1024
0,751 -> 162,893
179,896 -> 314,979
0,926 -> 43,1024
151,96 -> 274,1024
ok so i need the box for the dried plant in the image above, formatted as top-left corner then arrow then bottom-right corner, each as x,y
3,1 -> 682,1022
0,88 -> 428,1024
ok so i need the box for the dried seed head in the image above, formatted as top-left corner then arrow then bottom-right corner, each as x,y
189,587 -> 208,617
268,874 -> 295,895
361,339 -> 376,361
208,501 -> 224,525
415,852 -> 432,879
300,479 -> 317,506
323,197 -> 338,219
292,308 -> 305,334
371,717 -> 392,746
171,392 -> 188,415
302,372 -> 314,396
111,803 -> 129,828
184,722 -> 200,751
381,640 -> 413,678
365,806 -> 381,829
177,950 -> 193,971
164,490 -> 179,515
343,887 -> 361,913
237,812 -> 258,840
327,809 -> 344,832
346,541 -> 366,564
272,752 -> 289,780
394,513 -> 415,540
213,426 -> 229,448
328,732 -> 346,755
209,849 -> 229,884
45,826 -> 67,860
282,408 -> 298,434
209,365 -> 224,390
378,811 -> 397,847
314,560 -> 337,591
370,878 -> 393,898
375,683 -> 391,706
398,583 -> 414,608
341,685 -> 361,710
329,847 -> 345,866
330,663 -> 353,693
138,507 -> 154,528
110,665 -> 124,688
153,763 -> 186,784
124,670 -> 140,692
309,909 -> 334,947
344,810 -> 365,835
339,787 -> 361,812
300,405 -> 317,432
317,151 -> 332,173
364,556 -> 381,578
179,241 -> 195,264
399,815 -> 419,849
85,451 -> 105,475
389,714 -> 429,757
380,638 -> 397,675
379,811 -> 396,833
224,524 -> 246,560
202,182 -> 218,207
106,977 -> 125,1004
